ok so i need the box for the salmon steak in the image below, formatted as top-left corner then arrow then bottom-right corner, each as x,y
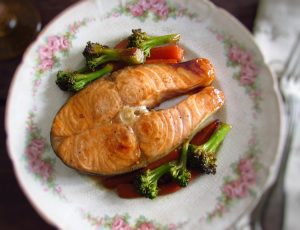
51,58 -> 225,175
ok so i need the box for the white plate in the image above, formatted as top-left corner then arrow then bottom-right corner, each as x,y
5,0 -> 284,229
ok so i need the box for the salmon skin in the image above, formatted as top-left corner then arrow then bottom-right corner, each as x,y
51,58 -> 224,175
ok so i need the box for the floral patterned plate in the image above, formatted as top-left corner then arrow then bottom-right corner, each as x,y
5,0 -> 284,229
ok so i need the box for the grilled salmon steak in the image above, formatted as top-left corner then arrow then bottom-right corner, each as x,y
51,58 -> 224,175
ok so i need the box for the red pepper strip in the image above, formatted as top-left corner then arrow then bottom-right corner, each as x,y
147,45 -> 184,62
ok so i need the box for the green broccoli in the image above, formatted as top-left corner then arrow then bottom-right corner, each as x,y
134,163 -> 173,199
56,63 -> 114,92
127,29 -> 180,57
169,141 -> 191,187
83,42 -> 144,70
134,141 -> 192,199
188,123 -> 232,174
82,42 -> 109,59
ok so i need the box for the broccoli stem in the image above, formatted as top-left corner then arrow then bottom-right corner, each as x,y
87,47 -> 144,70
56,64 -> 114,92
147,163 -> 173,183
169,140 -> 191,187
181,141 -> 189,167
142,34 -> 180,50
193,123 -> 231,153
76,64 -> 113,82
87,53 -> 117,69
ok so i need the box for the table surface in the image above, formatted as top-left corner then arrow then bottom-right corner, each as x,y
0,0 -> 263,229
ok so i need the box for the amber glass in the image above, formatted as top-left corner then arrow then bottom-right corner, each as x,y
0,0 -> 41,60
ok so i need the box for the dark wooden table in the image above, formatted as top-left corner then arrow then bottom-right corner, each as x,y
0,0 -> 259,229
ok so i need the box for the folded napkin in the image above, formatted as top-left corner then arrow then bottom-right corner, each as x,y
254,0 -> 300,73
254,0 -> 300,229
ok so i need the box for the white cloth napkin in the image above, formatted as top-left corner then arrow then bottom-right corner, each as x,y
254,0 -> 300,229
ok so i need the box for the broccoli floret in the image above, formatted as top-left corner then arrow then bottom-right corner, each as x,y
127,29 -> 180,57
56,64 -> 114,92
169,141 -> 191,187
134,141 -> 192,198
134,163 -> 172,199
188,123 -> 232,174
82,42 -> 109,59
83,42 -> 144,70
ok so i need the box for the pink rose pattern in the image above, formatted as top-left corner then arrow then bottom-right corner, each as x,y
81,212 -> 181,230
111,216 -> 132,230
38,35 -> 69,72
107,0 -> 198,21
222,157 -> 256,199
27,19 -> 91,194
136,222 -> 155,230
228,45 -> 259,87
200,29 -> 263,223
213,31 -> 262,113
195,21 -> 264,224
26,138 -> 51,180
204,131 -> 260,222
25,112 -> 63,196
33,18 -> 91,96
205,156 -> 257,222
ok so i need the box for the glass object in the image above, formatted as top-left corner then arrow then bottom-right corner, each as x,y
0,0 -> 41,60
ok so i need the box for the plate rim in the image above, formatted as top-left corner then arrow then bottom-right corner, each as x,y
4,0 -> 285,228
